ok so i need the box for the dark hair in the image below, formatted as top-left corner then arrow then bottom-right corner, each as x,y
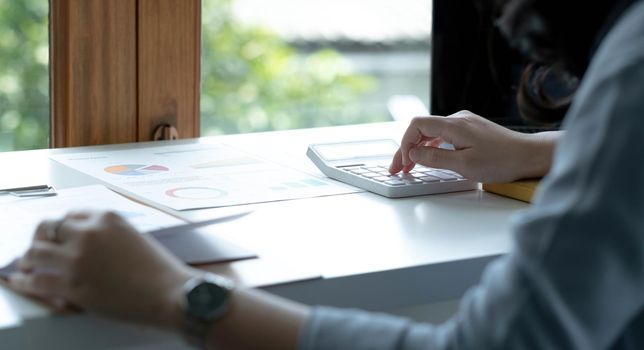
516,63 -> 578,125
495,0 -> 633,124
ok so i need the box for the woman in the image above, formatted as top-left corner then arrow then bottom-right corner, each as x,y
9,0 -> 644,348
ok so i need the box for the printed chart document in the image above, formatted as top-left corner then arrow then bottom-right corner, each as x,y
0,185 -> 255,275
50,143 -> 360,210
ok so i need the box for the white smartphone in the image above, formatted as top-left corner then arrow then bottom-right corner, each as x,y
307,139 -> 478,198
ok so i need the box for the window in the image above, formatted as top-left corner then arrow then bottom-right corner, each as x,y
2,1 -> 431,150
0,1 -> 49,151
201,0 -> 431,136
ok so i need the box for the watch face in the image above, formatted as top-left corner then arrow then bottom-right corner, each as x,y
187,281 -> 229,320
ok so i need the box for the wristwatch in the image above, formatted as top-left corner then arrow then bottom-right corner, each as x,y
180,273 -> 236,348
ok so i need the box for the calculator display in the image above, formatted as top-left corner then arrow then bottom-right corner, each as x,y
314,140 -> 399,161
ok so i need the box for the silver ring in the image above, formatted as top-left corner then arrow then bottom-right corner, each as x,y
46,219 -> 64,242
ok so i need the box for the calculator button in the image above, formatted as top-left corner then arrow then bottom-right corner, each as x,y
373,176 -> 393,182
384,180 -> 405,186
362,172 -> 381,178
403,178 -> 423,184
349,168 -> 371,174
364,166 -> 384,171
420,176 -> 441,182
425,171 -> 457,180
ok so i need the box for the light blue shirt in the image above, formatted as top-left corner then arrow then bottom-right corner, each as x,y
300,2 -> 644,349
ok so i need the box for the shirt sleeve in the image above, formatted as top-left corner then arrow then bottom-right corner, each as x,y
299,3 -> 644,349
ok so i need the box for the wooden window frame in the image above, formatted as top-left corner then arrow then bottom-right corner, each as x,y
50,0 -> 201,148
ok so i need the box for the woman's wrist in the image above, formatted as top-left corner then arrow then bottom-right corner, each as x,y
514,131 -> 559,180
158,267 -> 200,331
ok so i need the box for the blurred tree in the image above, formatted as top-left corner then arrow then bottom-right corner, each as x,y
0,0 -> 384,150
201,0 -> 384,136
0,0 -> 49,151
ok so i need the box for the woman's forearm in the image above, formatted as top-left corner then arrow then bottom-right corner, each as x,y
204,288 -> 310,350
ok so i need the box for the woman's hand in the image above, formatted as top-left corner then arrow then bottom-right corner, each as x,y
9,211 -> 311,350
389,110 -> 560,183
8,211 -> 196,329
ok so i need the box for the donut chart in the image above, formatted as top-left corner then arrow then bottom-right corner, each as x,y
105,164 -> 169,176
165,187 -> 228,200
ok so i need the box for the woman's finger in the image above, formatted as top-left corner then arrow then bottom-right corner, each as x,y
33,219 -> 62,242
409,146 -> 465,172
389,148 -> 406,174
399,116 -> 459,167
17,240 -> 70,272
8,272 -> 67,298
426,138 -> 444,148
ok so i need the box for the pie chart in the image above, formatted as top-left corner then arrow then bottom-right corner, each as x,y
104,164 -> 169,176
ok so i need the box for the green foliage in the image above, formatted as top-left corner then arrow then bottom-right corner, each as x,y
0,0 -> 49,151
0,0 -> 385,150
201,0 -> 384,136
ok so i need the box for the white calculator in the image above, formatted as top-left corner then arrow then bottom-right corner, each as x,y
307,139 -> 479,198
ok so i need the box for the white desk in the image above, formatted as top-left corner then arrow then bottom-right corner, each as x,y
0,122 -> 528,349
